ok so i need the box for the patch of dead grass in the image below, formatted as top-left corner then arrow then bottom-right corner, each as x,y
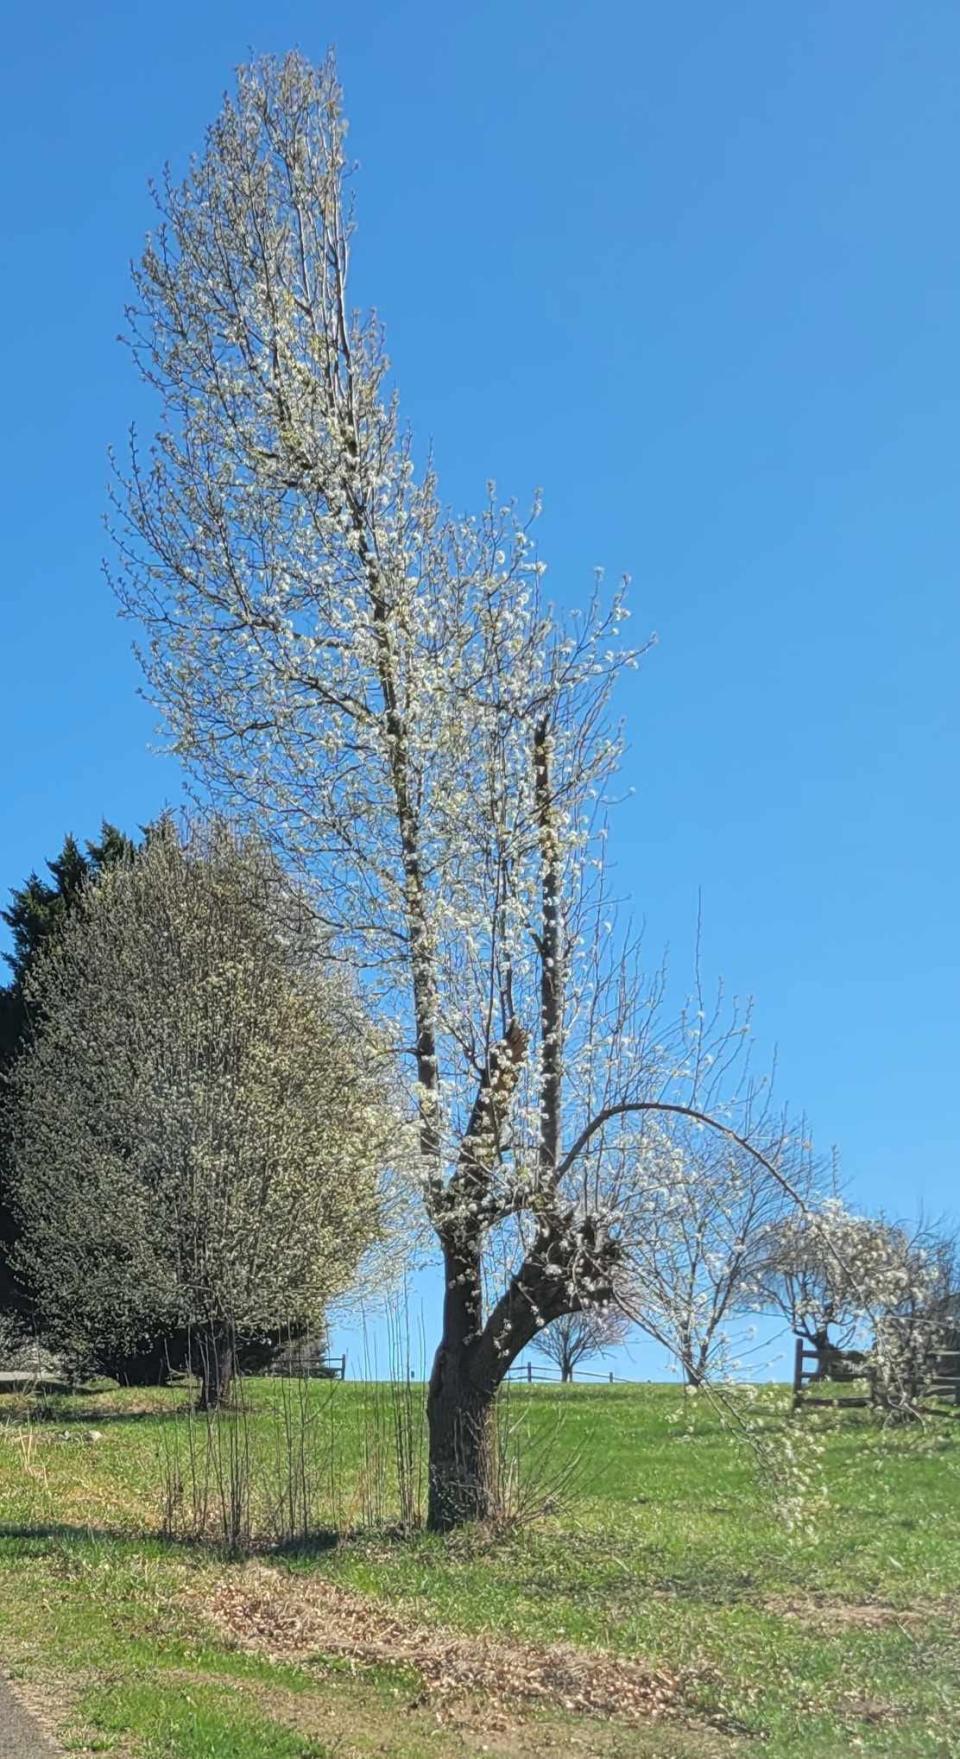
762,1592 -> 958,1634
225,1673 -> 731,1758
203,1562 -> 686,1728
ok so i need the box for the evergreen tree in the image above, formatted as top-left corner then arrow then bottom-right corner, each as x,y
0,824 -> 138,1308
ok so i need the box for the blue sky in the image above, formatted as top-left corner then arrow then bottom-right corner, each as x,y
2,2 -> 957,1378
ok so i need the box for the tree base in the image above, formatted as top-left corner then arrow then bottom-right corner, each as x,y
426,1356 -> 498,1531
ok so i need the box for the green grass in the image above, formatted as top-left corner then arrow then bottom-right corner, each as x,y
75,1680 -> 329,1759
1,1379 -> 958,1757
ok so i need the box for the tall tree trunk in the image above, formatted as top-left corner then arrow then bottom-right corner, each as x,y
196,1322 -> 236,1412
685,1339 -> 710,1388
426,1347 -> 498,1530
680,1328 -> 704,1387
425,1161 -> 590,1528
426,1239 -> 505,1530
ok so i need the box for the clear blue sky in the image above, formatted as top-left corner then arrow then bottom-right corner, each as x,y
1,1 -> 957,1378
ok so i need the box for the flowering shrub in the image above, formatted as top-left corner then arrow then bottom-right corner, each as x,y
8,821 -> 399,1405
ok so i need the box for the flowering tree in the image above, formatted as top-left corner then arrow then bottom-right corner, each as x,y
751,1201 -> 956,1408
7,821 -> 397,1407
111,53 -> 805,1523
623,1120 -> 802,1386
867,1220 -> 958,1411
749,1199 -> 884,1378
533,1308 -> 629,1383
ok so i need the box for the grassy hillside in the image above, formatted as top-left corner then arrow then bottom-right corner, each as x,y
0,1380 -> 957,1757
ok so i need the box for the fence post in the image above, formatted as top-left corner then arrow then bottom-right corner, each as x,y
527,1362 -> 532,1384
792,1335 -> 804,1409
609,1371 -> 614,1384
340,1353 -> 347,1381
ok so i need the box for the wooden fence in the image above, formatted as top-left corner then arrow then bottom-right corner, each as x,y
503,1362 -> 620,1385
792,1336 -> 960,1413
266,1351 -> 347,1381
791,1338 -> 872,1410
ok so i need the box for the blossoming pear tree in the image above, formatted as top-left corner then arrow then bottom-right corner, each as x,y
622,1118 -> 806,1386
111,52 -> 809,1525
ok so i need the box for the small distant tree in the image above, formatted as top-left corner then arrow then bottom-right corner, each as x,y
623,1121 -> 802,1386
750,1201 -> 957,1409
749,1199 -> 880,1378
7,820 -> 399,1407
533,1308 -> 629,1382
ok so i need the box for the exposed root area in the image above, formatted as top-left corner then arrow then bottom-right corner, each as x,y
206,1562 -> 683,1725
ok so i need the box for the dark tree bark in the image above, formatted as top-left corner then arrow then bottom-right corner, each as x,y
196,1323 -> 236,1412
810,1327 -> 832,1380
427,1342 -> 498,1529
679,1334 -> 710,1387
425,1204 -> 621,1528
426,717 -> 584,1529
425,1024 -> 528,1529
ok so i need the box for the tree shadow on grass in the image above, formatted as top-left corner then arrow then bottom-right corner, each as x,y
7,1402 -> 198,1427
0,1519 -> 340,1563
270,1530 -> 341,1559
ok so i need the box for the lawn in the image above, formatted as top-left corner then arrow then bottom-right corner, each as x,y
0,1379 -> 957,1757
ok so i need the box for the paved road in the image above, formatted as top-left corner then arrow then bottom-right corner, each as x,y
0,1677 -> 56,1757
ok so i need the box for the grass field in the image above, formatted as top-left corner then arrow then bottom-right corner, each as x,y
0,1379 -> 958,1758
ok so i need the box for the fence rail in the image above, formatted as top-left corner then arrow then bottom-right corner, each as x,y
266,1352 -> 347,1381
503,1362 -> 621,1385
792,1336 -> 960,1413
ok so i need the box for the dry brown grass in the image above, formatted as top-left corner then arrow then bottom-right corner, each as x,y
205,1561 -> 686,1727
761,1591 -> 959,1633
